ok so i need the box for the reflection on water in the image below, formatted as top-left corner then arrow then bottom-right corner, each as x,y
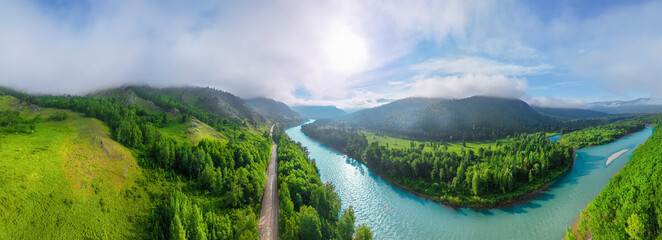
286,121 -> 653,239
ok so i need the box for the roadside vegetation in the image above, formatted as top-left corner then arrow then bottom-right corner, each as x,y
274,131 -> 369,239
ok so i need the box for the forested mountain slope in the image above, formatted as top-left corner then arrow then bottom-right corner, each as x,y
246,97 -> 305,127
345,96 -> 556,141
130,86 -> 266,128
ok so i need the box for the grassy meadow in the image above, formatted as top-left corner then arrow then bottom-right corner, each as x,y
0,96 -> 164,239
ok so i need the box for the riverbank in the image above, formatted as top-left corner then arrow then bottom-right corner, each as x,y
605,149 -> 629,165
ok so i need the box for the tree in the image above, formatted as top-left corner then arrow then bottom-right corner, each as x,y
625,214 -> 645,240
170,214 -> 187,240
338,206 -> 355,240
189,205 -> 208,240
471,171 -> 481,196
564,227 -> 576,240
299,205 -> 322,240
162,114 -> 168,127
355,225 -> 372,240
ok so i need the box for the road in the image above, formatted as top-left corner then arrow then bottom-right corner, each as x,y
258,125 -> 279,240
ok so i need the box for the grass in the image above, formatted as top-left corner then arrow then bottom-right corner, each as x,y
362,131 -> 499,153
160,117 -> 227,144
0,96 -> 164,239
362,130 -> 562,154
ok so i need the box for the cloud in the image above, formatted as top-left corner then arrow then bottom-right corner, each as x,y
0,0 -> 381,100
526,97 -> 585,108
289,89 -> 400,111
408,73 -> 527,99
411,56 -> 552,76
0,0 -> 536,97
548,1 -> 662,97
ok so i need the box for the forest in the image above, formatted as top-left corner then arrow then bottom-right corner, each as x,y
273,130 -> 372,240
302,120 -> 574,206
0,87 -> 371,239
570,116 -> 661,240
558,119 -> 647,148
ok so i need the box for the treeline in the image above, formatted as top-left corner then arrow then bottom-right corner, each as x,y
0,110 -> 39,134
274,130 -> 372,239
1,88 -> 272,238
301,119 -> 368,161
571,116 -> 662,240
559,119 -> 647,148
302,121 -> 574,206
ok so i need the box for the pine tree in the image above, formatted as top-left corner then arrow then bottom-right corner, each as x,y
170,214 -> 187,240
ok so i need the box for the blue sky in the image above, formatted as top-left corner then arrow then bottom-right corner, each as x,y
1,0 -> 661,109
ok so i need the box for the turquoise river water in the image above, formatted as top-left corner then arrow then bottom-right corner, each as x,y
285,121 -> 653,239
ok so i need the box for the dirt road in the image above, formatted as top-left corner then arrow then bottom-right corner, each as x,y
258,125 -> 279,240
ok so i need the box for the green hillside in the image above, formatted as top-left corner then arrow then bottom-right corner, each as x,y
0,96 -> 161,239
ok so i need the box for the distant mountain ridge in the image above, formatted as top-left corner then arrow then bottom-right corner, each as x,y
292,105 -> 346,119
587,98 -> 662,114
532,106 -> 610,120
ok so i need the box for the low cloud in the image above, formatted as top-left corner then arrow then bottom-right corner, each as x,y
408,73 -> 527,99
526,97 -> 585,108
411,56 -> 552,76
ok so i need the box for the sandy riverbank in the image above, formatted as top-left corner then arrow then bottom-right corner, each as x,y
605,149 -> 630,165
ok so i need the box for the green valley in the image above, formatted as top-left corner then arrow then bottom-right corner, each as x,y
0,87 -> 370,240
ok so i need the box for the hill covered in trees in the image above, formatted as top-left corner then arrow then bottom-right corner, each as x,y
0,86 -> 369,239
245,97 -> 306,127
343,96 -> 557,141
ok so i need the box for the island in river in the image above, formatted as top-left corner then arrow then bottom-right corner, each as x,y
301,119 -> 576,208
300,117 -> 650,209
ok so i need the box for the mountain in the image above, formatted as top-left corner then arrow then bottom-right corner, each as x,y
292,105 -> 346,119
339,97 -> 442,121
587,98 -> 662,114
533,106 -> 611,120
245,97 -> 305,127
129,86 -> 266,127
344,96 -> 556,141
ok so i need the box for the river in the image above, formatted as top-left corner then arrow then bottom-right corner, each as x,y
285,121 -> 653,239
